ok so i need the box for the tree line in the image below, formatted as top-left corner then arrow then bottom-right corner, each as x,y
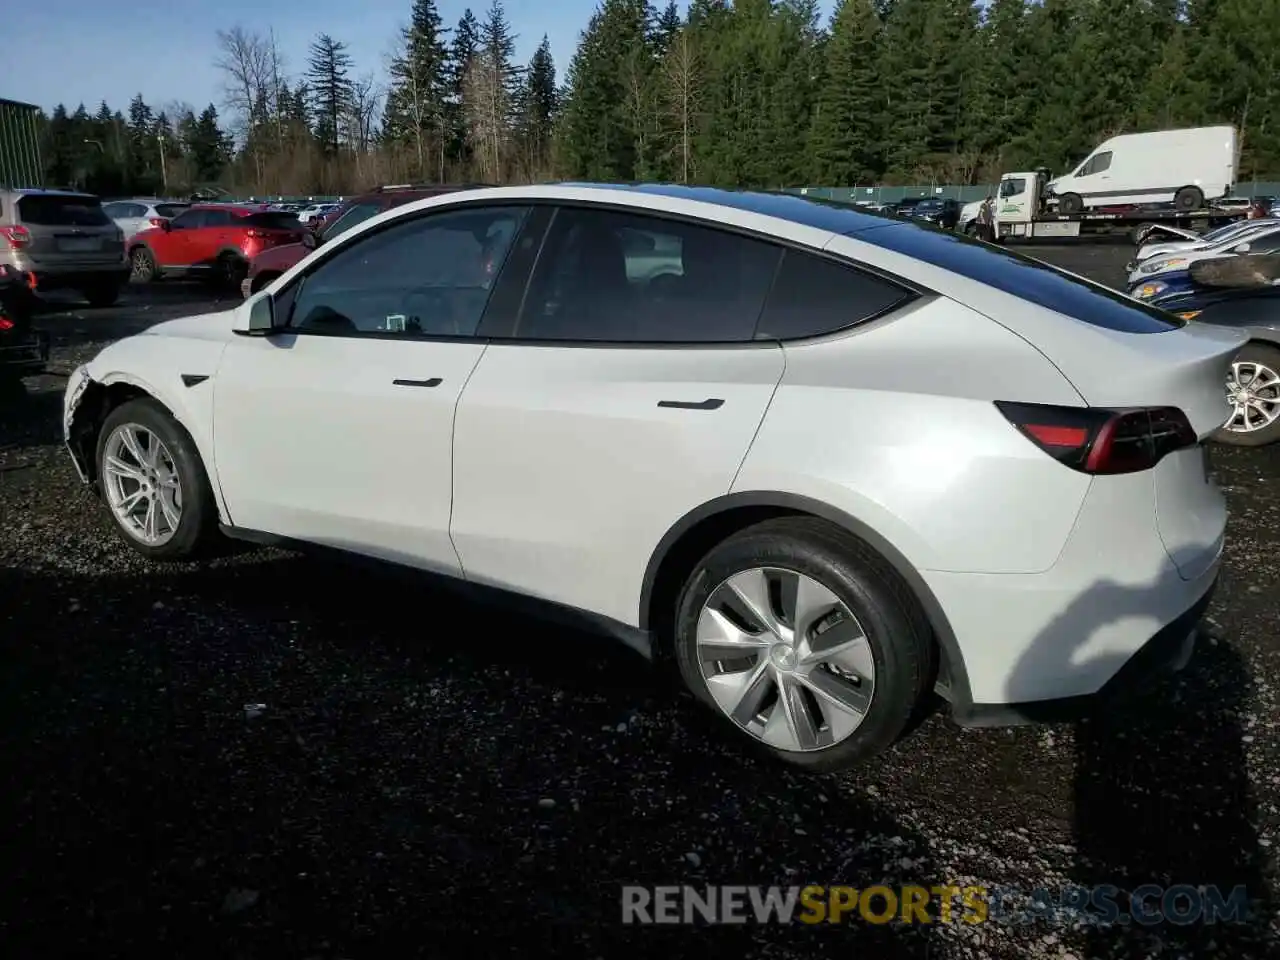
32,0 -> 1280,199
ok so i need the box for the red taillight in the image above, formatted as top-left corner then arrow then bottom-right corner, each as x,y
0,316 -> 14,331
0,225 -> 31,249
996,401 -> 1198,475
148,217 -> 166,228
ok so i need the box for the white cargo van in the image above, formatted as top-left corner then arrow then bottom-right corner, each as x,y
1046,125 -> 1237,214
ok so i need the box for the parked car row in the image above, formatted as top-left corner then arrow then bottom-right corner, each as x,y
1125,217 -> 1280,446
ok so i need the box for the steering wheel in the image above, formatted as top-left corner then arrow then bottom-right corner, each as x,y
397,287 -> 458,336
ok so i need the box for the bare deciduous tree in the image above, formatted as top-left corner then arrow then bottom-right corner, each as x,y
659,31 -> 702,184
463,53 -> 508,182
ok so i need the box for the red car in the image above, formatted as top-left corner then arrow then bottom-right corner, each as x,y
128,203 -> 305,289
241,184 -> 491,298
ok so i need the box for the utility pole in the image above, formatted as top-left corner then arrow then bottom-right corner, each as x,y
157,134 -> 168,194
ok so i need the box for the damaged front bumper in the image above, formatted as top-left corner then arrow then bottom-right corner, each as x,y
63,364 -> 93,484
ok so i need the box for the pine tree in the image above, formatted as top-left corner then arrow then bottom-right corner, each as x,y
387,0 -> 451,179
306,33 -> 355,154
808,0 -> 883,185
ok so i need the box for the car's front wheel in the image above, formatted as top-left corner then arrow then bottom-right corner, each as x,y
1217,342 -> 1280,446
673,518 -> 933,772
95,398 -> 218,560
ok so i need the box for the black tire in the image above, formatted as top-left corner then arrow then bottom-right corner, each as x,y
1131,224 -> 1155,246
130,246 -> 157,283
1058,193 -> 1083,214
216,254 -> 247,291
82,283 -> 121,308
95,397 -> 219,561
1214,342 -> 1280,448
251,271 -> 280,295
1175,186 -> 1204,212
672,517 -> 934,773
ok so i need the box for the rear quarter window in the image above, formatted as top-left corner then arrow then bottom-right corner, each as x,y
857,222 -> 1181,333
756,249 -> 916,340
17,195 -> 112,227
243,212 -> 302,230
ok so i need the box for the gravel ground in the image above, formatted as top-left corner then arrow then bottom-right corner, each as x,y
3,257 -> 1280,959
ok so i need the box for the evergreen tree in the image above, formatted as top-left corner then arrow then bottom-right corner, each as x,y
306,33 -> 355,154
808,0 -> 883,185
386,0 -> 451,179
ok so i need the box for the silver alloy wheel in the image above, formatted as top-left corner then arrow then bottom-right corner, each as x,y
696,566 -> 875,753
101,423 -> 183,546
1224,360 -> 1280,434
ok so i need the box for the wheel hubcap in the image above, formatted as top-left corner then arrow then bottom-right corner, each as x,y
696,566 -> 875,753
1224,361 -> 1280,433
101,423 -> 183,546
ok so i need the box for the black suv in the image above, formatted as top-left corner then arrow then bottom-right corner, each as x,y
0,265 -> 49,388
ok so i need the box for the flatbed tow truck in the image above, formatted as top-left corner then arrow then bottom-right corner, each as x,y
972,168 -> 1250,243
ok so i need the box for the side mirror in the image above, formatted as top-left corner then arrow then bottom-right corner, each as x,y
1235,242 -> 1251,254
160,219 -> 172,232
302,231 -> 317,250
232,293 -> 279,337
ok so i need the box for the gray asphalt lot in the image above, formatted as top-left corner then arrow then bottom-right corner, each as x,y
3,253 -> 1280,959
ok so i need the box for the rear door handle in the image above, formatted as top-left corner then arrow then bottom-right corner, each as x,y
657,398 -> 723,410
393,377 -> 442,388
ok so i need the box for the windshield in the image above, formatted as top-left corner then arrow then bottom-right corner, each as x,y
322,202 -> 383,239
1207,224 -> 1280,251
1200,222 -> 1254,244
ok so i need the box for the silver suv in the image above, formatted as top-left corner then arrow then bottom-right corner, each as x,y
0,189 -> 129,307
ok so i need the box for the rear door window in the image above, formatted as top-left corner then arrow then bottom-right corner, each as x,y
858,222 -> 1181,333
202,209 -> 236,227
17,194 -> 112,228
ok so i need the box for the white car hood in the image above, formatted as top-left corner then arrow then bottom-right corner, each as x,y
142,310 -> 239,343
1137,239 -> 1208,260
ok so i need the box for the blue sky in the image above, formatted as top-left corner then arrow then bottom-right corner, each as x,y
8,0 -> 703,117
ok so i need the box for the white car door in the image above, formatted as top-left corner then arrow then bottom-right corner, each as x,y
450,204 -> 787,626
212,203 -> 531,576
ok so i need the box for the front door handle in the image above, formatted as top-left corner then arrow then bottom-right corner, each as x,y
657,398 -> 723,410
393,378 -> 442,388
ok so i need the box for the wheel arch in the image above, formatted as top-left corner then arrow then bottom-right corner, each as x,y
638,491 -> 971,707
69,370 -> 230,523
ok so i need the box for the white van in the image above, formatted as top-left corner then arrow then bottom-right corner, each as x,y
1046,125 -> 1237,214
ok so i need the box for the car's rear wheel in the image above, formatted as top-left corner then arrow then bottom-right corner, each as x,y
96,398 -> 218,560
673,517 -> 933,772
216,254 -> 247,290
1216,343 -> 1280,447
130,247 -> 157,283
251,271 -> 280,295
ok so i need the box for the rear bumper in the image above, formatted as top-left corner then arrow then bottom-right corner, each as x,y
951,576 -> 1215,727
26,265 -> 130,291
0,330 -> 50,372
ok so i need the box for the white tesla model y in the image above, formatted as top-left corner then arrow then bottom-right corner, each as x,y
63,184 -> 1242,771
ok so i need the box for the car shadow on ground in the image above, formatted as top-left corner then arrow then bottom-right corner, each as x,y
1008,567 -> 1272,951
0,554 -> 946,957
0,380 -> 64,460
